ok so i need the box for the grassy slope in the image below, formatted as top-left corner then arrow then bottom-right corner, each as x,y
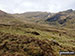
0,10 -> 75,56
0,23 -> 75,56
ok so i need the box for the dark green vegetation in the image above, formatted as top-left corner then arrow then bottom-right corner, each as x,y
0,9 -> 75,56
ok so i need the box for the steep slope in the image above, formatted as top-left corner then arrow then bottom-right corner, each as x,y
0,10 -> 7,15
0,10 -> 14,24
46,9 -> 75,28
0,10 -> 25,25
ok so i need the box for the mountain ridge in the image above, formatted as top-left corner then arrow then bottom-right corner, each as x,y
0,9 -> 75,56
0,9 -> 75,28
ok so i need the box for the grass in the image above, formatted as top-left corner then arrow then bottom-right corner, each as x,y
0,24 -> 75,56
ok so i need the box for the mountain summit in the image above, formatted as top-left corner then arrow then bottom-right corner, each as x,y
65,9 -> 73,13
46,9 -> 75,28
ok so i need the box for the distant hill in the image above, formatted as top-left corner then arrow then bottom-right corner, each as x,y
0,10 -> 25,25
0,10 -> 14,19
0,9 -> 75,28
0,10 -> 14,24
46,9 -> 75,28
13,12 -> 52,24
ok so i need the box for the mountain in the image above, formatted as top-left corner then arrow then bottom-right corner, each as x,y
13,12 -> 54,24
0,9 -> 75,56
0,10 -> 25,25
0,10 -> 14,24
12,9 -> 75,28
0,10 -> 14,18
0,9 -> 75,28
46,9 -> 75,28
0,10 -> 7,15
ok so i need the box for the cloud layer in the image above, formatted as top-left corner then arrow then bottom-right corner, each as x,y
0,0 -> 75,13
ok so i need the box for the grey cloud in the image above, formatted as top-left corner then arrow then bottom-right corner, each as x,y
0,0 -> 75,13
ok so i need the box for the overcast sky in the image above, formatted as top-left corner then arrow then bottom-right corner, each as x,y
0,0 -> 75,13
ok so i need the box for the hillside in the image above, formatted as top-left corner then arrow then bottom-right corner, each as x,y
12,12 -> 53,24
12,9 -> 75,29
46,9 -> 75,28
0,10 -> 25,25
0,10 -> 75,56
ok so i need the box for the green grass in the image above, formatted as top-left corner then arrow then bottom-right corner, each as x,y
0,24 -> 75,56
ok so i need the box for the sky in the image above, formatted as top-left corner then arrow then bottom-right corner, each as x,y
0,0 -> 75,13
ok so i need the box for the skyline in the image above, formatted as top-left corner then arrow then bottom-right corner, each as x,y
0,0 -> 75,13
